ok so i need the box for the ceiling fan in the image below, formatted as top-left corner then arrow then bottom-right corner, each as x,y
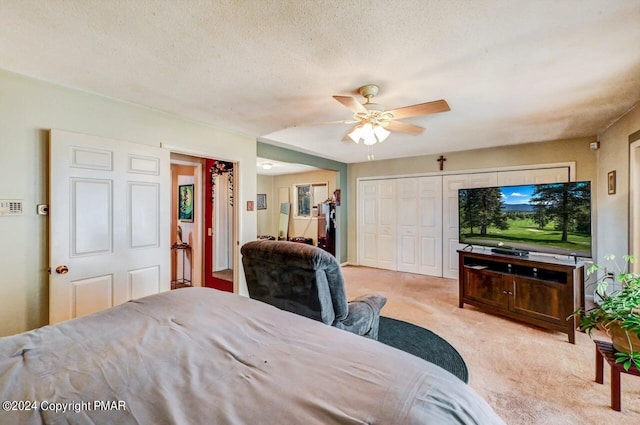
333,84 -> 450,145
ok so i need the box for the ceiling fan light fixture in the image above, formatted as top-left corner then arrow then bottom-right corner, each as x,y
373,125 -> 390,143
349,121 -> 390,146
361,123 -> 377,146
363,134 -> 377,146
348,125 -> 364,144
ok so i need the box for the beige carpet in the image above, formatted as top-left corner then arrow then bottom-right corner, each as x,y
342,265 -> 640,425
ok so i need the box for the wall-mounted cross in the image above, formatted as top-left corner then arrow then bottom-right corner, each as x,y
437,155 -> 447,171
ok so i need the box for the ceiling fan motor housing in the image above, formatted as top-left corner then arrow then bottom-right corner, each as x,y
359,84 -> 380,100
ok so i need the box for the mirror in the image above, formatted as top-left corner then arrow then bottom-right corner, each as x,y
278,203 -> 290,240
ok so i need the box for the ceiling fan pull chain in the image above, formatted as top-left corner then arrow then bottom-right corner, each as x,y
367,146 -> 375,161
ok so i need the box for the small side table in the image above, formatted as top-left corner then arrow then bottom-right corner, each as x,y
594,340 -> 640,411
171,242 -> 192,289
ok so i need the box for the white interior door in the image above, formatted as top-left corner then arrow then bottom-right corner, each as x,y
358,179 -> 397,269
377,180 -> 397,270
418,176 -> 443,276
396,176 -> 443,276
359,180 -> 379,268
49,130 -> 170,324
397,178 -> 419,273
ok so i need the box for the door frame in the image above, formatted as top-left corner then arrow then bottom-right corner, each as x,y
202,158 -> 239,292
163,144 -> 239,293
170,161 -> 202,286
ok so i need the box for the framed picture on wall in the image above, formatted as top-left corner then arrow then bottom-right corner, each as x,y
257,194 -> 267,210
178,184 -> 194,222
608,170 -> 616,195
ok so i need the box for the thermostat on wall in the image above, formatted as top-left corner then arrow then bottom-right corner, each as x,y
0,199 -> 24,216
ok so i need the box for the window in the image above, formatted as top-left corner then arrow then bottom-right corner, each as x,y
294,182 -> 328,217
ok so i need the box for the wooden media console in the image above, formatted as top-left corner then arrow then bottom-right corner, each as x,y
458,250 -> 585,344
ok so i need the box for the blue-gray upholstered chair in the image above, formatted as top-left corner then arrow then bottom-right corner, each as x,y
241,240 -> 387,340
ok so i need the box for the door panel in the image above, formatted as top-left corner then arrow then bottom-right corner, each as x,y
397,178 -> 418,273
358,180 -> 379,267
420,236 -> 437,268
510,277 -> 564,323
130,266 -> 160,299
72,275 -> 113,319
418,176 -> 442,276
130,183 -> 159,248
462,269 -> 506,309
377,180 -> 397,270
358,179 -> 397,270
50,129 -> 170,324
72,179 -> 112,255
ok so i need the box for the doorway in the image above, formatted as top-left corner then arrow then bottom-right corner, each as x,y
204,158 -> 235,291
170,154 -> 235,292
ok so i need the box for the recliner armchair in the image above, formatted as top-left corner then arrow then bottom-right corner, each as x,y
241,240 -> 387,340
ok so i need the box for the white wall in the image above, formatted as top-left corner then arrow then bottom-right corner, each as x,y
256,174 -> 275,237
0,69 -> 257,336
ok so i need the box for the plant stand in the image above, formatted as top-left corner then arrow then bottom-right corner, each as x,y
594,340 -> 640,411
171,242 -> 192,289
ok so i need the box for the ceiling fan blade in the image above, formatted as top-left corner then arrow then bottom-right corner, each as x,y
292,119 -> 356,128
383,120 -> 425,136
387,99 -> 450,119
333,95 -> 368,114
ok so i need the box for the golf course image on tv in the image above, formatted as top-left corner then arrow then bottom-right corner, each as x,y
458,181 -> 592,258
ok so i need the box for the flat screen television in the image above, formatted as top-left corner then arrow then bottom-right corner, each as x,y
458,181 -> 592,258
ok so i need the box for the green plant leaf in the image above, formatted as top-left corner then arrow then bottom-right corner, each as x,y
587,264 -> 601,275
573,254 -> 640,360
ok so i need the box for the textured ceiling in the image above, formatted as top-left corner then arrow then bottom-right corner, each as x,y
1,0 -> 640,163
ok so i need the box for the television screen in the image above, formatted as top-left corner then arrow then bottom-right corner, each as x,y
458,181 -> 592,258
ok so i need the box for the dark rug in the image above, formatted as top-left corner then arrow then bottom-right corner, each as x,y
378,316 -> 469,383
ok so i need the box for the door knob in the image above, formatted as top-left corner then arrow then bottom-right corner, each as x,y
55,265 -> 69,275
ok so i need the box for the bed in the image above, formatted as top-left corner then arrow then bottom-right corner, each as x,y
0,287 -> 505,424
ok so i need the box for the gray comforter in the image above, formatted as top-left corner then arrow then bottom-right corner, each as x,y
0,287 -> 505,424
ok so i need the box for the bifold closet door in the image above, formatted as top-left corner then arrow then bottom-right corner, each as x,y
397,176 -> 443,276
359,179 -> 397,270
360,166 -> 570,279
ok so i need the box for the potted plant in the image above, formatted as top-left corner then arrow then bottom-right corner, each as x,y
572,254 -> 640,371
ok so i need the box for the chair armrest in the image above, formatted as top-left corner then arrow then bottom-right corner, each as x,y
335,293 -> 387,339
350,293 -> 387,315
